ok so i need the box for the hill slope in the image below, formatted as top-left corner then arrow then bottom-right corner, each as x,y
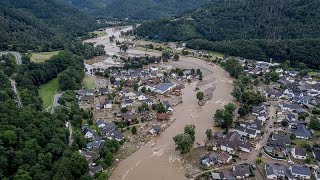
66,0 -> 212,19
0,0 -> 95,51
136,0 -> 320,68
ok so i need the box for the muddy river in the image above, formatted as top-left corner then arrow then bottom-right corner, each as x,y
85,26 -> 234,180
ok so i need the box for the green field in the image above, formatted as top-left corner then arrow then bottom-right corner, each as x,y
30,51 -> 60,63
82,76 -> 96,89
92,30 -> 107,37
39,78 -> 59,110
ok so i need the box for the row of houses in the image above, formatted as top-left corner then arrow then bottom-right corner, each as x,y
80,120 -> 124,176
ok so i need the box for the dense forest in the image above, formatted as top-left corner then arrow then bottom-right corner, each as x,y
0,0 -> 96,52
0,51 -> 94,179
136,0 -> 320,68
66,0 -> 212,20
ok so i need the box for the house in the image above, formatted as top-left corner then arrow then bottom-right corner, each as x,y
121,99 -> 133,108
218,139 -> 238,154
148,125 -> 161,135
217,151 -> 232,164
154,83 -> 176,94
232,127 -> 257,139
292,124 -> 312,139
265,163 -> 287,179
83,128 -> 96,139
289,166 -> 311,179
144,98 -> 154,106
96,119 -> 106,129
78,95 -> 94,103
89,165 -> 103,176
100,122 -> 117,137
268,133 -> 291,149
125,92 -> 137,100
111,129 -> 124,142
233,164 -> 251,179
157,113 -> 170,121
102,101 -> 112,109
78,89 -> 95,96
162,101 -> 173,112
122,114 -> 138,124
252,105 -> 267,116
98,88 -> 109,95
313,148 -> 320,161
87,139 -> 104,150
200,153 -> 218,167
257,112 -> 268,122
291,147 -> 307,160
80,149 -> 99,167
138,94 -> 148,101
213,172 -> 236,180
235,140 -> 251,153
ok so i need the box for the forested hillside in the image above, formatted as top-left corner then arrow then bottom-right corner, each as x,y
136,0 -> 320,68
0,0 -> 95,52
66,0 -> 212,19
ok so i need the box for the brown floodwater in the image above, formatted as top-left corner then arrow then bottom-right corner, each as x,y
84,26 -> 234,180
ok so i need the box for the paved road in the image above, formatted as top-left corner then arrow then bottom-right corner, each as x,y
2,51 -> 23,107
51,93 -> 62,114
10,78 -> 22,107
1,51 -> 22,65
68,120 -> 73,147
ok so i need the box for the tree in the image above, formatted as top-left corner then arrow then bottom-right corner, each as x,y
173,54 -> 180,60
173,134 -> 193,154
141,87 -> 146,93
224,103 -> 236,114
281,119 -> 289,127
205,129 -> 213,140
310,116 -> 320,130
157,103 -> 167,113
161,50 -> 171,59
131,126 -> 137,135
133,83 -> 139,91
184,125 -> 196,141
238,105 -> 250,117
119,44 -> 128,52
110,76 -> 116,84
196,92 -> 204,101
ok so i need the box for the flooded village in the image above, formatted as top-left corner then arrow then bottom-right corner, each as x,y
76,26 -> 320,180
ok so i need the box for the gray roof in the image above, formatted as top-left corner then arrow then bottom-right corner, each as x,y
292,124 -> 312,138
294,147 -> 307,156
234,164 -> 251,177
155,83 -> 175,92
291,166 -> 311,176
265,163 -> 287,177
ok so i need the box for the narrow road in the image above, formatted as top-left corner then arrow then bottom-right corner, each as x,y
2,51 -> 23,107
68,120 -> 73,147
1,51 -> 22,65
51,93 -> 61,114
10,78 -> 22,107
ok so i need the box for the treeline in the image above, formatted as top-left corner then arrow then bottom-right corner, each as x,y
0,0 -> 96,52
187,38 -> 320,69
136,0 -> 320,68
67,0 -> 211,20
66,42 -> 106,59
59,63 -> 85,91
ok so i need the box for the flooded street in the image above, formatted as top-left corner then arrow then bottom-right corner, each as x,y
84,26 -> 234,180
